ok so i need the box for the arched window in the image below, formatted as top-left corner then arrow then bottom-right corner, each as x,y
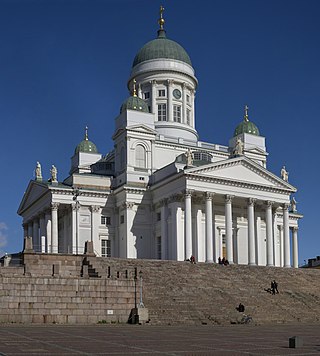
136,145 -> 146,168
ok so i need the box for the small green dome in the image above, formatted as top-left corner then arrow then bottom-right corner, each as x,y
75,127 -> 98,154
234,121 -> 260,137
132,30 -> 192,68
234,106 -> 260,137
120,95 -> 149,114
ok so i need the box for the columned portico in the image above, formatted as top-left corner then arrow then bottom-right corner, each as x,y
225,195 -> 234,263
247,198 -> 256,265
51,202 -> 59,253
184,190 -> 192,260
265,201 -> 274,266
205,192 -> 214,263
283,204 -> 291,267
292,227 -> 299,268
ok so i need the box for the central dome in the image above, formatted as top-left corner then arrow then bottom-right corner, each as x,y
132,29 -> 192,68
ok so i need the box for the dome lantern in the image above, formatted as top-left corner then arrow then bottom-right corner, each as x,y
234,105 -> 260,137
75,126 -> 98,154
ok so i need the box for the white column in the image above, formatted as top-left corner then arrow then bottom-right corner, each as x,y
160,200 -> 168,260
255,216 -> 261,265
191,90 -> 195,128
23,223 -> 28,241
182,83 -> 187,124
167,79 -> 173,122
265,201 -> 274,266
91,205 -> 100,255
71,203 -> 78,254
151,80 -> 157,114
39,214 -> 46,253
283,204 -> 291,267
125,202 -> 136,259
185,190 -> 192,260
205,192 -> 213,263
45,211 -> 51,253
217,228 -> 223,260
225,195 -> 234,263
195,207 -> 204,262
292,227 -> 299,268
33,219 -> 39,252
279,225 -> 284,267
51,202 -> 59,253
247,198 -> 256,265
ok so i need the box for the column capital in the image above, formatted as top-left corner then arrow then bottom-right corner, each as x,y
283,203 -> 290,210
182,82 -> 187,89
168,193 -> 183,203
184,189 -> 193,197
205,192 -> 214,200
248,198 -> 256,206
150,79 -> 157,85
51,202 -> 60,211
292,226 -> 299,232
266,200 -> 274,208
167,79 -> 174,86
225,195 -> 234,203
90,205 -> 100,213
72,202 -> 80,211
122,202 -> 135,210
158,198 -> 168,208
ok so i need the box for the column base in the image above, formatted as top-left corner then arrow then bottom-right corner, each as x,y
248,262 -> 256,266
206,259 -> 214,263
285,265 -> 291,268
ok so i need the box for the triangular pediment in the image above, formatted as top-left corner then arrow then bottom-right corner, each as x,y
127,124 -> 157,134
186,156 -> 296,192
17,181 -> 50,214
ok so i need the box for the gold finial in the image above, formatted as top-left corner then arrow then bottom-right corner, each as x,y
133,79 -> 137,97
244,105 -> 249,122
85,126 -> 88,140
158,5 -> 165,30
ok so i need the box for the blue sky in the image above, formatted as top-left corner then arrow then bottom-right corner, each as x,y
0,0 -> 319,265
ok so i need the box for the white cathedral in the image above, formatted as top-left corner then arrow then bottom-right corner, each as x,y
18,8 -> 302,268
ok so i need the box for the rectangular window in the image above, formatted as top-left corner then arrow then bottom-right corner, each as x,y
101,239 -> 111,257
120,215 -> 124,224
173,105 -> 181,123
158,103 -> 167,121
144,92 -> 150,99
186,109 -> 191,125
157,212 -> 161,221
156,236 -> 161,259
186,94 -> 190,103
158,89 -> 165,97
101,216 -> 111,226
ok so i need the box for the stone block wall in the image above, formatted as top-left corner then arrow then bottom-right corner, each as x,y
0,253 -> 137,324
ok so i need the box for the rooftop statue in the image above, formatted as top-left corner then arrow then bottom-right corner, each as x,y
50,165 -> 58,183
35,161 -> 42,181
281,165 -> 289,182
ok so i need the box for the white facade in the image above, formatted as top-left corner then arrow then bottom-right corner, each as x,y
18,13 -> 302,267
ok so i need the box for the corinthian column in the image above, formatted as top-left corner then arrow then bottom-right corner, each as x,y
151,80 -> 157,114
205,192 -> 213,263
225,195 -> 234,263
292,227 -> 299,268
167,79 -> 173,122
184,190 -> 192,260
265,201 -> 274,266
51,202 -> 59,253
247,198 -> 256,265
283,203 -> 291,267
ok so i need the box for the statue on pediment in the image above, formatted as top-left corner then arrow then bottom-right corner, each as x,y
185,149 -> 194,167
281,166 -> 289,182
291,197 -> 297,212
50,165 -> 58,183
233,138 -> 244,156
35,161 -> 42,181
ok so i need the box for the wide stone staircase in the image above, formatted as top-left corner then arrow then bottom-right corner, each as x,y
85,257 -> 320,325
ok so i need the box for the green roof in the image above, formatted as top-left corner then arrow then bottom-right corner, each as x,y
132,29 -> 192,67
120,95 -> 149,114
75,139 -> 98,154
75,127 -> 98,154
234,120 -> 260,137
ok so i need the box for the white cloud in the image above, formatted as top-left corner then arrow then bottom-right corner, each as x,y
0,222 -> 8,249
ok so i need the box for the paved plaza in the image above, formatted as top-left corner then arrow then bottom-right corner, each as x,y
0,324 -> 319,355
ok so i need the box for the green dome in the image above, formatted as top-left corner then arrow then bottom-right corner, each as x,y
75,127 -> 98,154
132,30 -> 192,67
234,120 -> 260,137
120,95 -> 149,114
